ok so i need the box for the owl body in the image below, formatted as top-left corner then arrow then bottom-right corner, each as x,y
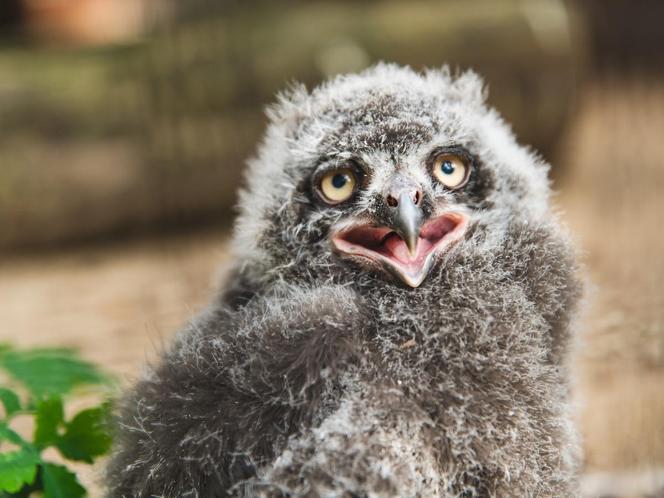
107,65 -> 581,497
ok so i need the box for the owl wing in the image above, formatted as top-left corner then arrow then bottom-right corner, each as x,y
105,284 -> 366,497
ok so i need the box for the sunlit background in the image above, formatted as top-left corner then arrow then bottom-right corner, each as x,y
1,1 -> 663,496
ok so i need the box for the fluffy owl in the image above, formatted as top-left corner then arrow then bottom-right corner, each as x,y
106,64 -> 582,497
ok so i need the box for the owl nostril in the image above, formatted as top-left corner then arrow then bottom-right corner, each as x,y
386,190 -> 422,208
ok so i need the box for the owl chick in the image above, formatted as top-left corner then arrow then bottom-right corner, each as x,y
106,64 -> 582,497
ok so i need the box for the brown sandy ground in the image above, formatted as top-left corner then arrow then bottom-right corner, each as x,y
560,78 -> 664,497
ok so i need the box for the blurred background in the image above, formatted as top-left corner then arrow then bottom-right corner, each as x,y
0,0 -> 662,495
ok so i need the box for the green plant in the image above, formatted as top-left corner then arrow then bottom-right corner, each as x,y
0,345 -> 113,497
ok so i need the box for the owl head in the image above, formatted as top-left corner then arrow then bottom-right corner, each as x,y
233,64 -> 551,289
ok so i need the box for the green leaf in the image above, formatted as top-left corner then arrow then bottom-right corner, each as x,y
0,448 -> 39,493
41,463 -> 85,498
0,422 -> 28,447
0,388 -> 20,418
0,347 -> 107,397
57,404 -> 112,463
34,398 -> 64,448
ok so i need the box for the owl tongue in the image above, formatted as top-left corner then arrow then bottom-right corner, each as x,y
382,233 -> 432,265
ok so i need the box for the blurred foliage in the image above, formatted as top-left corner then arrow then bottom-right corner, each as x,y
0,345 -> 112,497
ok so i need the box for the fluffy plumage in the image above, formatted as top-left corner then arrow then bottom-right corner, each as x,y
106,64 -> 582,497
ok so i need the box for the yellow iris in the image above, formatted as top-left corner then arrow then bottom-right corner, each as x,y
432,154 -> 468,189
319,168 -> 357,203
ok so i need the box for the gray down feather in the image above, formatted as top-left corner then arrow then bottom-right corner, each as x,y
106,63 -> 583,497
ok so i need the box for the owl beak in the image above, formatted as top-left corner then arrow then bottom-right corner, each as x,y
332,176 -> 468,288
331,212 -> 469,288
390,191 -> 423,257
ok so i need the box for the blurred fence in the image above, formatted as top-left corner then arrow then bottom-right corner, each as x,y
0,0 -> 583,251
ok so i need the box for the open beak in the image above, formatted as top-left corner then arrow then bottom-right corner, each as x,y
331,174 -> 469,287
332,210 -> 469,288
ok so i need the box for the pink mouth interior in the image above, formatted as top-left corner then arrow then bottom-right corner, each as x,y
332,213 -> 467,283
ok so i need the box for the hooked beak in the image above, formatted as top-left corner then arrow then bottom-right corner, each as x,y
330,174 -> 468,287
332,212 -> 468,287
391,191 -> 423,257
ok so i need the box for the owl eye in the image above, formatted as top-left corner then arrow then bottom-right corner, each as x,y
432,153 -> 469,189
318,168 -> 357,204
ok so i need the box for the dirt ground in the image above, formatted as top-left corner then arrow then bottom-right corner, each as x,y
1,80 -> 663,496
557,78 -> 664,496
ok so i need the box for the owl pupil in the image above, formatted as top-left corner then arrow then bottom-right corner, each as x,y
441,161 -> 454,175
332,174 -> 348,188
